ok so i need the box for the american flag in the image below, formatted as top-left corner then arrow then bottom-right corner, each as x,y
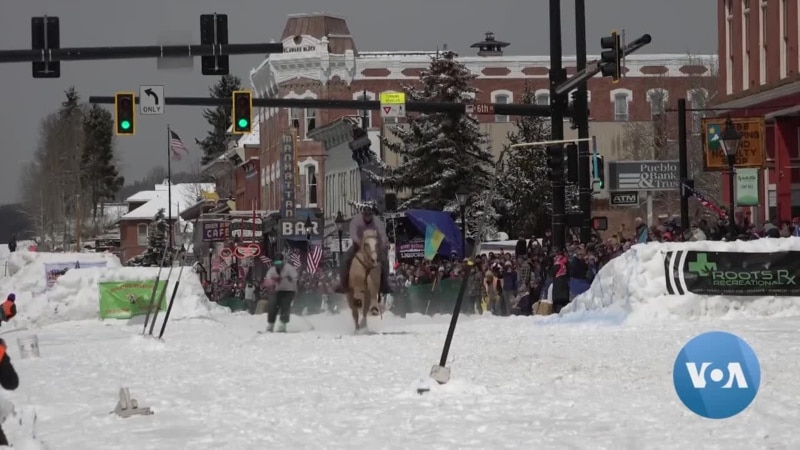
684,183 -> 727,219
259,255 -> 273,268
289,249 -> 302,269
169,129 -> 189,160
306,245 -> 323,274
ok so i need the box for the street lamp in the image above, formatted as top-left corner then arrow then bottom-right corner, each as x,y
455,184 -> 469,258
720,117 -> 742,239
304,216 -> 313,272
335,210 -> 345,266
207,246 -> 213,282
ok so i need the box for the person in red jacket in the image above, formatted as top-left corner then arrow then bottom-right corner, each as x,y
0,338 -> 19,446
0,294 -> 16,325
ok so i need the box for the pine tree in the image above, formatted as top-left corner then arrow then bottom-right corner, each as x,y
197,74 -> 242,165
81,104 -> 124,221
496,83 -> 579,237
129,208 -> 171,267
367,51 -> 496,238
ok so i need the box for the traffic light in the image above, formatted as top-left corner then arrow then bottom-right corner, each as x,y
200,14 -> 229,76
31,16 -> 60,78
593,154 -> 605,188
600,30 -> 622,83
566,143 -> 578,183
231,90 -> 253,134
114,92 -> 135,136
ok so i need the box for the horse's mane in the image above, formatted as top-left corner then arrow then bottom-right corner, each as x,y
362,229 -> 378,239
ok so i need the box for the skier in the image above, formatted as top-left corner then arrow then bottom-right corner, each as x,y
0,338 -> 19,446
0,294 -> 16,325
264,254 -> 298,333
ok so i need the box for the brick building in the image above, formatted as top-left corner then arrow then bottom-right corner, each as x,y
715,0 -> 800,221
208,13 -> 715,228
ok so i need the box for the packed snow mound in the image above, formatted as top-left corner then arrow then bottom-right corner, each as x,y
10,266 -> 226,327
1,251 -> 122,298
562,238 -> 800,321
0,242 -> 37,277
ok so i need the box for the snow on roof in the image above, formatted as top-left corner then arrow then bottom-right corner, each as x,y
125,190 -> 159,203
119,183 -> 216,221
355,52 -> 716,65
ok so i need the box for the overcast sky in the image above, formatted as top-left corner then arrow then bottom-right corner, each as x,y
0,0 -> 715,204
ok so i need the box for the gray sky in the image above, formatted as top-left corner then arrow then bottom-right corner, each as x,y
0,0 -> 715,204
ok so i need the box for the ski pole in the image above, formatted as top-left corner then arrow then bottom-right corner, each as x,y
149,222 -> 190,335
158,255 -> 186,339
142,241 -> 170,335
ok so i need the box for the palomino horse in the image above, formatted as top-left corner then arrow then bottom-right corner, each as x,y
347,229 -> 382,332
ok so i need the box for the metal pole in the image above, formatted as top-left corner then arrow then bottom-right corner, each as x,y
460,206 -> 467,258
729,159 -> 736,239
549,0 -> 570,312
678,99 -> 690,231
167,124 -> 173,250
337,230 -> 343,266
575,0 -> 592,244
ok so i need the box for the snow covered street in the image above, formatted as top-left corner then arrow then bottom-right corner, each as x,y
4,312 -> 799,449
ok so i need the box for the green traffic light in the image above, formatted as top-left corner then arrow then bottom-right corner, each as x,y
237,118 -> 249,129
120,120 -> 131,130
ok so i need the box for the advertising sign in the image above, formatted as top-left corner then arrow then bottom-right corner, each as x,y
608,161 -> 679,191
201,221 -> 229,242
45,261 -> 108,289
664,250 -> 800,296
98,280 -> 167,319
702,117 -> 766,170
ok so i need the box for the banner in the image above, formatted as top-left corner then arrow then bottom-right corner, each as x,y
396,240 -> 424,259
98,280 -> 167,319
664,250 -> 800,296
45,261 -> 108,289
735,168 -> 759,206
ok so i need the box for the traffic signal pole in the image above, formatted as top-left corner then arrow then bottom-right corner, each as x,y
575,0 -> 592,244
0,43 -> 283,64
88,95 -> 558,117
548,0 -> 570,313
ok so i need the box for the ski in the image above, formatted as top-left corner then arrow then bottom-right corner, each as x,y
143,221 -> 190,336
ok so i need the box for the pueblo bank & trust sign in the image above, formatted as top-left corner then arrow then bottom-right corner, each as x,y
608,160 -> 680,192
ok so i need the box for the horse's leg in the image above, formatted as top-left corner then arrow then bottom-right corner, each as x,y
348,294 -> 359,331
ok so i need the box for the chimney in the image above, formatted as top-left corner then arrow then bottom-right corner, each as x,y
470,31 -> 510,57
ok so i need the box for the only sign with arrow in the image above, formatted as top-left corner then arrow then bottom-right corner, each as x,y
139,85 -> 165,115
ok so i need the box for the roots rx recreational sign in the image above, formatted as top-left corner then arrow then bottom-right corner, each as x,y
98,281 -> 168,319
664,250 -> 800,296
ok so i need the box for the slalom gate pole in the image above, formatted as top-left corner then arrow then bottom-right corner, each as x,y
158,255 -> 186,339
149,259 -> 175,336
149,223 -> 190,335
437,260 -> 474,368
142,244 -> 170,335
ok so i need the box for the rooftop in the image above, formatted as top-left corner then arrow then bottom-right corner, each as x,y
119,182 -> 216,221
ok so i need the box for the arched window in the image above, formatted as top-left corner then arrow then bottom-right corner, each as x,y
306,165 -> 318,206
491,90 -> 513,122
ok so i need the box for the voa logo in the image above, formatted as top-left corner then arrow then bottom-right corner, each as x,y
672,331 -> 761,419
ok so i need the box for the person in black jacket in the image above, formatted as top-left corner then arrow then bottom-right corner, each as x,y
0,338 -> 19,446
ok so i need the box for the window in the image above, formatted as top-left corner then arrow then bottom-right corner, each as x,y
613,92 -> 629,121
290,108 -> 301,129
491,90 -> 513,122
689,89 -> 708,134
744,0 -> 751,89
647,89 -> 667,117
535,92 -> 549,106
305,109 -> 316,138
780,0 -> 788,78
137,223 -> 148,246
760,0 -> 768,84
306,165 -> 318,206
727,0 -> 734,94
354,92 -> 374,128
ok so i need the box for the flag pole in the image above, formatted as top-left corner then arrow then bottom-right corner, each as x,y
167,124 -> 173,249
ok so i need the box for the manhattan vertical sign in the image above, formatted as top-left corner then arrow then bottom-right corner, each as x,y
280,134 -> 296,218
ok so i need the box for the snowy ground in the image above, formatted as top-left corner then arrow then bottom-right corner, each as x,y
3,312 -> 799,450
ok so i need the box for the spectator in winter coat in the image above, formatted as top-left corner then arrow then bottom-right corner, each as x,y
0,294 -> 16,325
0,338 -> 19,446
514,238 -> 527,260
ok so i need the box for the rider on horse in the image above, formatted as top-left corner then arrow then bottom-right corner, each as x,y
335,205 -> 392,295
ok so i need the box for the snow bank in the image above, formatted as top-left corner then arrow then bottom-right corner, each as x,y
0,242 -> 36,278
0,252 -> 226,327
562,238 -> 800,321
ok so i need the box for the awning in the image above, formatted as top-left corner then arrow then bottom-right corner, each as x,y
765,104 -> 800,120
714,79 -> 800,111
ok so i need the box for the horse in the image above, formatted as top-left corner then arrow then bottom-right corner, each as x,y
346,229 -> 382,333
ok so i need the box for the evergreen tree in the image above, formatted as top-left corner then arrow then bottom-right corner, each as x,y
496,83 -> 579,237
367,51 -> 496,238
197,74 -> 242,165
81,104 -> 125,221
128,208 -> 171,267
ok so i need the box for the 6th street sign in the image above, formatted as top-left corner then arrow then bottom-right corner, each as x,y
139,85 -> 164,115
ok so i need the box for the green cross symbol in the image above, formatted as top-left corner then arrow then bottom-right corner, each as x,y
687,253 -> 717,276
